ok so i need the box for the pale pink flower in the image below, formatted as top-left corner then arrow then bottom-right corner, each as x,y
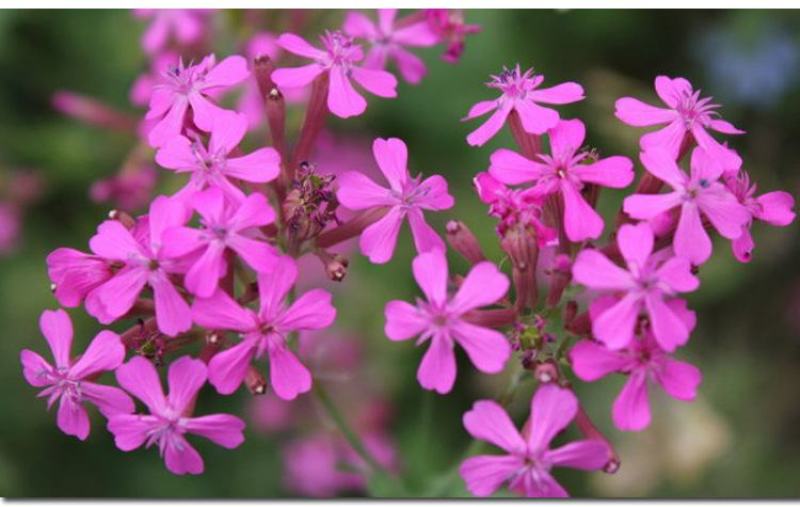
146,54 -> 249,147
343,9 -> 438,84
86,196 -> 193,336
623,147 -> 751,265
460,385 -> 608,498
155,110 -> 280,204
134,9 -> 208,55
615,75 -> 744,165
161,188 -> 278,297
271,31 -> 398,118
463,65 -> 584,147
572,222 -> 699,352
424,9 -> 481,63
724,170 -> 796,262
337,137 -> 454,264
570,322 -> 702,432
384,249 -> 511,394
193,256 -> 336,400
20,309 -> 133,440
490,119 -> 634,241
46,248 -> 114,308
108,355 -> 245,475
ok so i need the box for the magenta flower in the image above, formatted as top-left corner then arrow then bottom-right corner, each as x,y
271,31 -> 398,118
724,171 -> 796,262
337,137 -> 454,264
623,147 -> 751,265
570,328 -> 702,432
155,110 -> 281,204
343,9 -> 438,85
459,385 -> 608,497
108,356 -> 245,475
424,9 -> 481,63
20,309 -> 133,440
134,9 -> 207,55
489,119 -> 634,241
47,247 -> 113,308
384,249 -> 511,394
463,65 -> 584,147
572,222 -> 700,352
86,196 -> 192,336
161,188 -> 279,297
146,54 -> 249,147
192,256 -> 336,400
615,75 -> 744,165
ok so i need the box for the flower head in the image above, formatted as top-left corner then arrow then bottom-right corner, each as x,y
384,249 -> 511,394
424,9 -> 481,63
337,137 -> 454,264
463,65 -> 584,147
134,9 -> 207,56
459,385 -> 609,497
21,309 -> 133,440
108,355 -> 245,475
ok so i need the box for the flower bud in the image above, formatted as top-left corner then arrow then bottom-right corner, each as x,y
246,366 -> 268,395
446,220 -> 486,265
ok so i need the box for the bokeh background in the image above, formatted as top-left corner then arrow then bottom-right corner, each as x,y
1,9 -> 800,498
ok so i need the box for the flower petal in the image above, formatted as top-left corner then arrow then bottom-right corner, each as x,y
384,301 -> 428,341
653,356 -> 702,401
407,207 -> 445,255
411,249 -> 448,306
572,249 -> 634,291
192,288 -> 256,331
207,340 -> 257,395
569,339 -> 629,382
612,370 -> 650,431
466,101 -> 512,147
592,292 -> 641,350
561,179 -> 605,241
460,455 -> 524,497
571,156 -> 634,189
351,67 -> 397,98
645,292 -> 691,352
527,384 -> 578,452
451,321 -> 511,375
39,309 -> 73,370
545,439 -> 609,470
57,396 -> 90,440
489,148 -> 549,185
115,356 -> 167,415
184,414 -> 246,448
674,201 -> 712,265
167,356 -> 208,413
359,206 -> 404,264
328,66 -> 366,118
450,261 -> 509,314
615,97 -> 676,127
70,330 -> 126,379
417,336 -> 456,394
462,399 -> 526,453
268,345 -> 312,400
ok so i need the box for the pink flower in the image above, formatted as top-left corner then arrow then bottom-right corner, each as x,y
86,196 -> 192,336
337,137 -> 454,264
161,188 -> 278,297
724,171 -> 796,262
20,309 -> 133,440
155,110 -> 280,204
459,385 -> 608,497
384,249 -> 511,394
489,119 -> 634,241
146,54 -> 249,147
572,222 -> 700,352
271,31 -> 398,118
108,355 -> 245,475
615,75 -> 744,165
343,9 -> 438,84
0,202 -> 20,254
463,65 -> 584,147
90,164 -> 157,212
193,256 -> 336,400
623,147 -> 751,265
424,9 -> 481,63
46,247 -> 113,308
570,328 -> 702,432
134,9 -> 207,55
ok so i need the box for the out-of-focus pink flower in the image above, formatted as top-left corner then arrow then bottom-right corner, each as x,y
724,170 -> 796,262
489,119 -> 634,241
271,31 -> 397,118
424,9 -> 481,63
615,75 -> 744,165
46,248 -> 114,308
146,54 -> 249,147
570,326 -> 702,432
248,392 -> 295,434
337,137 -> 454,264
52,91 -> 137,132
86,196 -> 192,336
344,9 -> 438,84
108,356 -> 245,475
193,256 -> 336,400
0,202 -> 20,254
463,65 -> 584,147
623,147 -> 750,265
161,187 -> 279,297
155,110 -> 280,203
21,309 -> 133,440
134,9 -> 208,55
384,249 -> 511,394
572,222 -> 699,352
459,384 -> 608,497
90,164 -> 158,212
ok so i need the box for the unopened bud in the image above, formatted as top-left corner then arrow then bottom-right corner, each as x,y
316,249 -> 349,282
50,283 -> 57,293
446,220 -> 486,265
108,209 -> 135,228
534,360 -> 559,384
501,225 -> 540,311
245,366 -> 268,395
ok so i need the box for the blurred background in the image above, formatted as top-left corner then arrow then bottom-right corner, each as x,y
1,9 -> 799,498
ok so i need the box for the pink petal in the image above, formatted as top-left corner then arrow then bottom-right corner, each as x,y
372,137 -> 409,192
561,179 -> 604,241
188,92 -> 226,132
184,244 -> 225,297
489,148 -> 548,185
571,156 -> 634,189
460,455 -> 524,498
689,146 -> 725,182
115,356 -> 167,415
674,201 -> 712,265
230,192 -> 276,230
151,272 -> 192,337
654,75 -> 692,109
148,195 -> 190,250
192,289 -> 256,332
202,55 -> 249,90
548,119 -> 585,161
328,66 -> 367,118
184,414 -> 246,448
645,292 -> 691,353
392,20 -> 439,46
653,356 -> 702,401
343,11 -> 378,39
276,33 -> 327,60
417,336 -> 456,394
268,345 -> 312,400
155,135 -> 197,172
411,249 -> 448,306
572,249 -> 634,291
207,340 -> 257,395
655,256 -> 699,292
414,174 -> 455,210
229,235 -> 280,274
278,289 -> 337,331
450,261 -> 509,314
384,300 -> 428,341
623,191 -> 683,220
569,339 -> 629,382
164,435 -> 204,475
351,67 -> 397,98
462,399 -> 526,453
545,439 -> 609,470
89,220 -> 144,261
359,206 -> 404,264
88,267 -> 148,323
732,227 -> 754,263
509,469 -> 568,498
70,330 -> 126,379
463,100 -> 498,121
407,207 -> 445,255
614,97 -> 676,127
257,255 -> 297,319
336,171 -> 394,210
39,309 -> 73,370
697,185 -> 751,240
527,384 -> 578,452
708,118 -> 745,135
640,119 -> 688,160
167,356 -> 208,413
616,222 -> 654,270
159,226 -> 206,259
108,414 -> 157,451
57,396 -> 90,441
147,97 -> 189,148
81,382 -> 135,418
612,370 -> 650,431
755,191 -> 795,226
225,147 -> 281,183
271,63 -> 325,90
466,101 -> 512,147
207,110 -> 247,155
592,292 -> 641,350
20,349 -> 52,387
514,99 -> 560,135
391,46 -> 427,84
529,82 -> 584,104
640,147 -> 688,189
377,8 -> 397,34
452,321 -> 511,375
